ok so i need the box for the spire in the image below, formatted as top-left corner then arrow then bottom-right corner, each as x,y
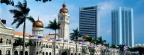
38,16 -> 39,21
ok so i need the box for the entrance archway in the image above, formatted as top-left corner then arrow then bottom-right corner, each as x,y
49,52 -> 51,55
43,52 -> 44,55
0,50 -> 2,55
14,51 -> 18,55
46,52 -> 48,55
61,51 -> 67,55
20,51 -> 23,55
6,50 -> 10,55
25,51 -> 28,55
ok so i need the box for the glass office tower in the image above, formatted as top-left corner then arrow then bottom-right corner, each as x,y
111,7 -> 134,47
79,6 -> 99,39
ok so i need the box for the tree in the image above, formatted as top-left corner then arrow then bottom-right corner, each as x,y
0,0 -> 51,6
13,37 -> 23,46
0,0 -> 14,6
110,44 -> 116,48
9,1 -> 35,55
45,19 -> 60,55
71,28 -> 81,55
97,36 -> 106,45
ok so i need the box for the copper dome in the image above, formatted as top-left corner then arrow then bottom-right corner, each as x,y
33,19 -> 43,28
83,34 -> 89,39
60,3 -> 68,13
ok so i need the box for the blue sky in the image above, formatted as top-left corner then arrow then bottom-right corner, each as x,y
0,0 -> 144,45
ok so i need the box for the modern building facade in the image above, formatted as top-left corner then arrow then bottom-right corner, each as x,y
79,6 -> 99,39
111,7 -> 134,47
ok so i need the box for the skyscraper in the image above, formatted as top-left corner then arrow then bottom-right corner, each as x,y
111,7 -> 134,47
79,6 -> 99,39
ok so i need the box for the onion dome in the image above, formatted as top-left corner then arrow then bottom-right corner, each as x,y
83,34 -> 89,39
33,17 -> 43,28
60,3 -> 68,13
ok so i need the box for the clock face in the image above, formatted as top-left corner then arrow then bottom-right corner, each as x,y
60,17 -> 63,20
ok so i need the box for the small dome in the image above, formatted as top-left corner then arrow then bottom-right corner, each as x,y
60,3 -> 68,13
33,18 -> 43,28
83,34 -> 89,39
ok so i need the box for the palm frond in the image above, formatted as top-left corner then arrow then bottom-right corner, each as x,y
16,18 -> 25,28
45,19 -> 60,30
27,16 -> 35,23
11,17 -> 21,25
9,9 -> 23,18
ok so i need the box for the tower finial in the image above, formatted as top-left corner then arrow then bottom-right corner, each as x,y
62,2 -> 66,8
38,16 -> 39,21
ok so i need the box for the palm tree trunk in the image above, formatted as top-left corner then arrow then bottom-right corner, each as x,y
76,38 -> 77,55
23,19 -> 26,55
54,30 -> 56,55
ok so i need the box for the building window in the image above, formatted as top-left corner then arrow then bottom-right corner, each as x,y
0,38 -> 3,43
36,52 -> 38,55
6,50 -> 10,55
0,50 -> 2,55
46,52 -> 48,55
49,52 -> 51,55
43,52 -> 44,55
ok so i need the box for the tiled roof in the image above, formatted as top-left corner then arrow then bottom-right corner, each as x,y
13,31 -> 30,37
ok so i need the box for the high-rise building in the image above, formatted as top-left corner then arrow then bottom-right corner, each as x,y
111,7 -> 134,47
79,6 -> 99,39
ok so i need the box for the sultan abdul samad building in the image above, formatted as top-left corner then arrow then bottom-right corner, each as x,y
0,3 -> 119,55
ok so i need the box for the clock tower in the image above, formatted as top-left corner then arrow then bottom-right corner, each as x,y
58,3 -> 70,41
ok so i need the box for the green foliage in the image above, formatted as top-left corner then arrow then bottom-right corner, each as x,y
9,1 -> 34,28
85,36 -> 96,44
28,39 -> 33,46
35,0 -> 52,3
117,44 -> 125,52
82,48 -> 87,54
1,0 -> 51,6
71,28 -> 81,40
45,19 -> 60,30
0,0 -> 14,6
96,36 -> 106,45
13,37 -> 23,46
110,44 -> 116,48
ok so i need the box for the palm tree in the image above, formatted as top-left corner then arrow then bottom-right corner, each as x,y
45,19 -> 60,55
9,1 -> 35,55
97,36 -> 106,45
85,36 -> 96,55
71,28 -> 81,55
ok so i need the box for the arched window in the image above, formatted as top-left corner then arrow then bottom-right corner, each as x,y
75,53 -> 76,55
6,50 -> 10,55
39,42 -> 41,46
9,39 -> 11,44
79,53 -> 80,55
20,51 -> 23,55
49,52 -> 51,55
43,52 -> 44,55
71,53 -> 73,55
6,39 -> 8,44
34,42 -> 36,46
46,52 -> 48,55
36,52 -> 38,55
37,42 -> 38,46
46,45 -> 48,48
14,51 -> 18,55
0,38 -> 3,43
0,50 -> 2,55
25,51 -> 28,55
